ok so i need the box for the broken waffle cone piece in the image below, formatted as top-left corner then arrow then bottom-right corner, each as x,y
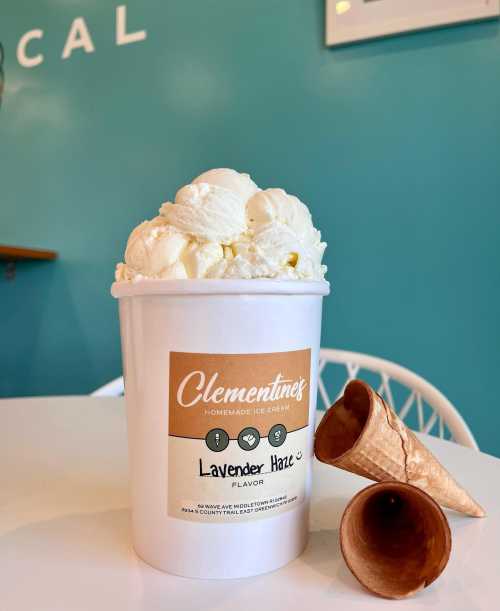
340,481 -> 451,599
315,379 -> 485,517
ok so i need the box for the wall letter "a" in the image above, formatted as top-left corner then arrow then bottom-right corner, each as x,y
61,17 -> 95,60
116,5 -> 147,46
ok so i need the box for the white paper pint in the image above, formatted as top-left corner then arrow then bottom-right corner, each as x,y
111,278 -> 330,579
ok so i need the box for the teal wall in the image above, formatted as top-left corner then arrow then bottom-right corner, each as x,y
1,1 -> 499,455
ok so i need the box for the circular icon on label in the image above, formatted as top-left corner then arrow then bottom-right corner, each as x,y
237,427 -> 260,451
205,428 -> 229,452
268,424 -> 287,447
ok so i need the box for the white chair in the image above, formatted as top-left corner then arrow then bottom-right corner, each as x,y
91,377 -> 125,397
318,348 -> 478,450
91,348 -> 478,450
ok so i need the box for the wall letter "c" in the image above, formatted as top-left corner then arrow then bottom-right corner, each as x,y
17,29 -> 44,68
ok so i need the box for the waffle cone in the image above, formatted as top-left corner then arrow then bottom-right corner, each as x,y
315,380 -> 485,517
340,482 -> 451,599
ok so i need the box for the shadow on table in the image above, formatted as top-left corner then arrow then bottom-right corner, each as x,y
301,496 -> 366,597
0,508 -> 134,566
0,508 -> 143,610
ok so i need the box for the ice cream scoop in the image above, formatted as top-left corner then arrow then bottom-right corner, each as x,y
247,188 -> 320,243
193,168 -> 259,203
160,182 -> 247,244
115,168 -> 327,282
116,217 -> 189,281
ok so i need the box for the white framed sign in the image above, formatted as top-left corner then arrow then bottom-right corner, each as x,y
326,0 -> 500,46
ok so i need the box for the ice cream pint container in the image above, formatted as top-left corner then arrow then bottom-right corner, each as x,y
112,278 -> 329,578
112,167 -> 329,577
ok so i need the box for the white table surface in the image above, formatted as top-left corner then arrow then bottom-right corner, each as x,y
1,396 -> 499,611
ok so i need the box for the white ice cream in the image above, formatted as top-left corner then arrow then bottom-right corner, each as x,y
115,168 -> 327,281
160,182 -> 246,244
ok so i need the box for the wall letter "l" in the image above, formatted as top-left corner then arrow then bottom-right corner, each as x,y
116,5 -> 147,46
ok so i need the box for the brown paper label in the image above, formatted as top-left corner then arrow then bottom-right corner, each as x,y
167,349 -> 311,522
169,350 -> 310,440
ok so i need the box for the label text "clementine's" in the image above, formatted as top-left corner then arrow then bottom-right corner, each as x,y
177,371 -> 307,408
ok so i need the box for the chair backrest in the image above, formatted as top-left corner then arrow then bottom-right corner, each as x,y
318,348 -> 478,450
90,377 -> 124,397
